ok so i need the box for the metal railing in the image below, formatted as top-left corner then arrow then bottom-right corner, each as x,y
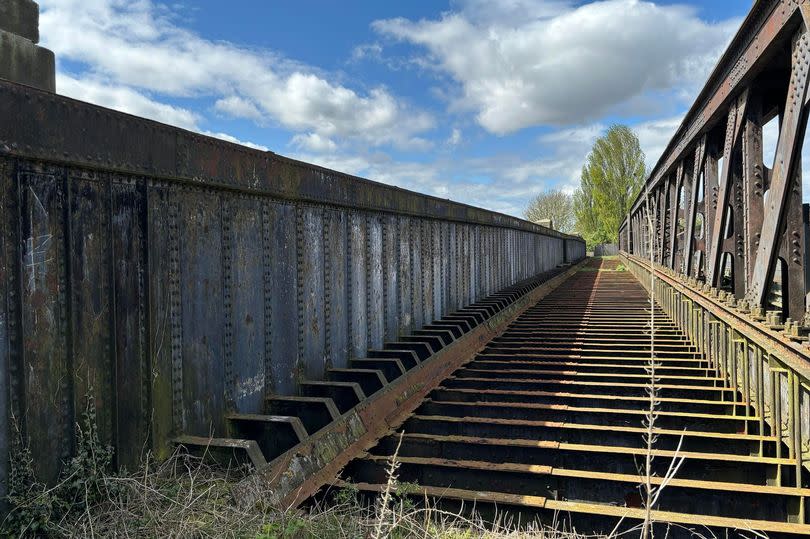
623,251 -> 809,484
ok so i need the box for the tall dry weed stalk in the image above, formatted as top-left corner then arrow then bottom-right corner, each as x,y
640,188 -> 685,539
371,432 -> 404,539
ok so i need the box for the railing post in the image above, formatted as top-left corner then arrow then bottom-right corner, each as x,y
755,346 -> 765,456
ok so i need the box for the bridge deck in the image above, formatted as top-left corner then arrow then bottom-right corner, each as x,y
335,258 -> 810,536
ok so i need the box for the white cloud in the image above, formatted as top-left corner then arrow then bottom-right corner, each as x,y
762,116 -> 779,170
57,73 -> 201,130
453,0 -> 573,24
534,124 -> 606,189
293,111 -> 692,216
214,96 -> 264,122
39,0 -> 756,215
57,73 -> 269,150
292,148 -> 579,218
633,116 -> 684,169
758,118 -> 810,203
447,128 -> 462,146
351,43 -> 384,62
39,0 -> 433,150
539,124 -> 605,147
292,132 -> 338,153
373,0 -> 738,134
527,116 -> 683,194
201,132 -> 269,152
292,114 -> 687,219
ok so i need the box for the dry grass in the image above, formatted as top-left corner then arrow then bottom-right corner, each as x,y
3,442 -> 645,539
4,448 -> 267,538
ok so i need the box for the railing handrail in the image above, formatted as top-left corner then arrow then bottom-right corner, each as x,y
621,250 -> 810,380
622,250 -> 810,476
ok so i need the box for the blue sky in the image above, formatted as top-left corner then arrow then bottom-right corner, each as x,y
39,0 -> 755,217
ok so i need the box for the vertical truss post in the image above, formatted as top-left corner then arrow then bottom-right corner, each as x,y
742,95 -> 766,292
798,380 -> 807,485
742,340 -> 750,429
779,154 -> 806,319
642,213 -> 648,257
669,162 -> 685,270
631,214 -> 637,254
790,373 -> 802,485
755,347 -> 765,456
660,176 -> 672,264
770,362 -> 786,482
681,156 -> 695,275
748,27 -> 810,311
731,147 -> 748,297
654,187 -> 663,262
788,370 -> 797,463
685,136 -> 708,277
709,318 -> 716,380
702,145 -> 719,279
626,212 -> 632,252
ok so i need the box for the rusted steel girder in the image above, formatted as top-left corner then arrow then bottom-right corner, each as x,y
622,1 -> 810,322
0,76 -> 584,498
631,0 -> 807,203
337,257 -> 810,535
0,82 -> 574,240
624,253 -> 810,388
748,26 -> 810,309
668,162 -> 684,269
683,136 -> 707,277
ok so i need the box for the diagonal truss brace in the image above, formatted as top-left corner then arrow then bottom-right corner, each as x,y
684,135 -> 707,277
657,176 -> 670,264
748,24 -> 810,307
707,90 -> 749,286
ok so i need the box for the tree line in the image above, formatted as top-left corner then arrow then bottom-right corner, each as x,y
524,125 -> 646,249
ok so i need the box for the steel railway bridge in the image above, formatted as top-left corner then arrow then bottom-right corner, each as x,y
4,0 -> 810,536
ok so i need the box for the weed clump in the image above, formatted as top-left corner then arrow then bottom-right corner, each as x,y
3,395 -> 116,537
3,396 -> 624,538
5,429 -> 55,536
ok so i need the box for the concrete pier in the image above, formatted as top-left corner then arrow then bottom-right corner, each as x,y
0,0 -> 54,91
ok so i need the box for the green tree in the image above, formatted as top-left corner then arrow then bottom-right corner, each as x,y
574,125 -> 646,247
524,189 -> 574,233
573,186 -> 599,246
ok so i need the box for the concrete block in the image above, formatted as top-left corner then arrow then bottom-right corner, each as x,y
0,29 -> 54,91
0,0 -> 39,43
